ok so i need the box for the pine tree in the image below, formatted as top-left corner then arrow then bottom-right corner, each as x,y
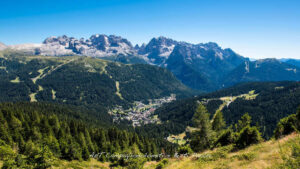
32,145 -> 54,169
215,126 -> 235,147
82,146 -> 90,160
0,140 -> 15,160
296,106 -> 300,130
44,135 -> 60,156
48,115 -> 60,136
212,110 -> 226,132
236,113 -> 251,132
236,126 -> 262,149
190,104 -> 214,152
235,113 -> 262,149
0,124 -> 13,145
84,128 -> 94,153
9,114 -> 22,131
151,142 -> 158,155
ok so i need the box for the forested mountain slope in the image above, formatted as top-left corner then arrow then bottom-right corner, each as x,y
223,59 -> 300,87
0,102 -> 176,168
0,51 -> 194,111
1,101 -> 298,169
153,81 -> 300,138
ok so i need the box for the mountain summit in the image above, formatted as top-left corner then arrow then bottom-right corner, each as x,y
41,34 -> 135,57
138,36 -> 179,65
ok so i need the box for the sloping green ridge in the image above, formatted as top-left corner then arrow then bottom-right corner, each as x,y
0,53 -> 194,110
154,81 -> 300,138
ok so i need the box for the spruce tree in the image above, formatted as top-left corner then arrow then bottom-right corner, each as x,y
296,106 -> 300,130
212,110 -> 226,132
235,113 -> 262,149
236,113 -> 251,132
190,104 -> 214,152
236,126 -> 262,149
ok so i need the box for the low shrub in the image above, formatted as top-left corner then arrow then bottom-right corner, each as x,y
155,158 -> 169,169
198,148 -> 229,162
232,152 -> 256,161
177,146 -> 193,155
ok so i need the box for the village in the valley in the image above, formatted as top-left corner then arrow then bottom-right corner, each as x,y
109,94 -> 176,127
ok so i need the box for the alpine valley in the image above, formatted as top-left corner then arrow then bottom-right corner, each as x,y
0,34 -> 300,169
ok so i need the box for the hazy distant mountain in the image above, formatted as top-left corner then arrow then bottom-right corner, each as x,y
280,58 -> 300,68
223,59 -> 300,87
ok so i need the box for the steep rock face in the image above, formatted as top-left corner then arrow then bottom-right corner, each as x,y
136,38 -> 246,91
138,36 -> 179,65
164,43 -> 247,91
4,34 -> 135,57
42,34 -> 135,57
2,35 -> 248,91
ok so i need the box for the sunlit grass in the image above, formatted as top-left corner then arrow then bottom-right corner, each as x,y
10,76 -> 20,83
146,133 -> 299,169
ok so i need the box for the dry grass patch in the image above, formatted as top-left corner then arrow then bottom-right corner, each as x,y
145,133 -> 299,169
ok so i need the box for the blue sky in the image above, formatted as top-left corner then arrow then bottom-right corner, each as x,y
0,0 -> 299,59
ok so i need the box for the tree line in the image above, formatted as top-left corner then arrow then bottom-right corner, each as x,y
0,102 -> 175,169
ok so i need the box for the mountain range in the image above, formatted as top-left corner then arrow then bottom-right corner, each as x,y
223,59 -> 300,87
1,34 -> 299,91
280,58 -> 300,68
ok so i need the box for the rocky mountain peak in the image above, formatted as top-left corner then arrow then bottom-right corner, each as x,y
202,42 -> 220,49
256,58 -> 280,64
43,35 -> 73,45
147,36 -> 177,47
134,44 -> 140,50
88,34 -> 133,51
138,36 -> 179,65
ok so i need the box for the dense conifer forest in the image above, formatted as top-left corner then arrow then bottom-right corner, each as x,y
0,52 -> 194,110
0,102 -> 177,168
154,81 -> 300,138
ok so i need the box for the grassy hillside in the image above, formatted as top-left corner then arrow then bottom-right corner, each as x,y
144,133 -> 300,169
1,133 -> 297,169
